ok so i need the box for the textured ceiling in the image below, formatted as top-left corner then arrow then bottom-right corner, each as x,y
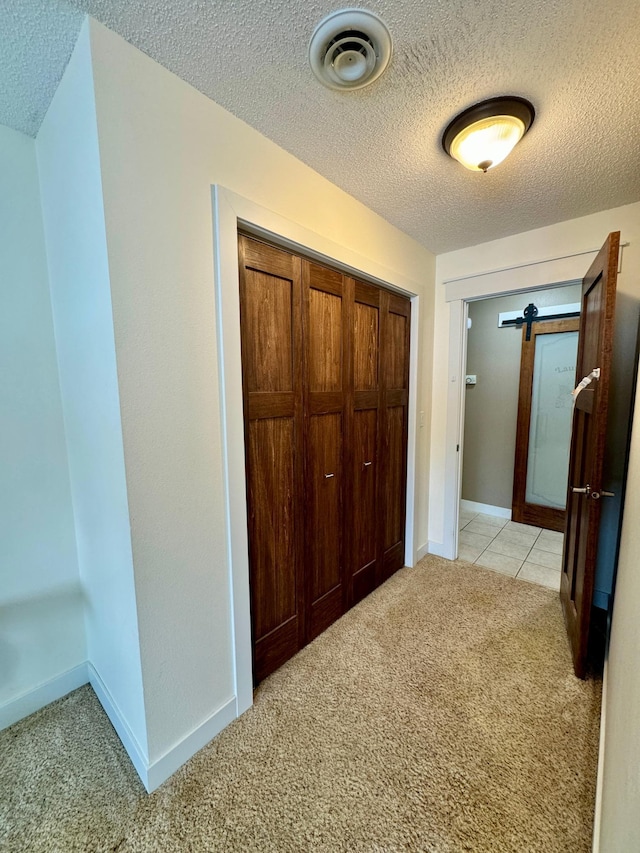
2,0 -> 640,253
0,1 -> 84,136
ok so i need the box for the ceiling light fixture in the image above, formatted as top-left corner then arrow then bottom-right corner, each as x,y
442,97 -> 535,173
309,9 -> 392,91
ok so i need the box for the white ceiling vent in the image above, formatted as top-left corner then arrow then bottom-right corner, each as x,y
309,9 -> 392,91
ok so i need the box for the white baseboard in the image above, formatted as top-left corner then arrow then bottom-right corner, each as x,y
146,695 -> 237,792
416,543 -> 430,561
460,499 -> 511,520
0,661 -> 240,795
428,541 -> 448,558
0,662 -> 88,731
92,662 -> 239,792
88,664 -> 150,789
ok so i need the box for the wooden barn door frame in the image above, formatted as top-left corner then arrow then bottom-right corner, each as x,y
511,316 -> 580,532
211,186 -> 421,718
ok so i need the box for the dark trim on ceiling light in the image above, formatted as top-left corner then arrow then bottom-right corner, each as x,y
442,96 -> 535,157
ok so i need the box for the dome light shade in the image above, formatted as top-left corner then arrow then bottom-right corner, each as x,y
442,97 -> 535,172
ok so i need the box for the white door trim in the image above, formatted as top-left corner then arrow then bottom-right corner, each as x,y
211,186 -> 422,715
441,250 -> 594,561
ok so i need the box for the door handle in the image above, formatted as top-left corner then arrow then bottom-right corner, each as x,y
571,485 -> 590,494
324,473 -> 334,479
363,461 -> 372,467
571,485 -> 616,499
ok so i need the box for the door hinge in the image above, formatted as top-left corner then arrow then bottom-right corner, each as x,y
456,444 -> 460,452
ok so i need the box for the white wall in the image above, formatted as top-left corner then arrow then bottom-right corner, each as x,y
597,367 -> 640,851
430,202 -> 640,552
88,19 -> 435,768
0,124 -> 83,724
36,22 -> 148,762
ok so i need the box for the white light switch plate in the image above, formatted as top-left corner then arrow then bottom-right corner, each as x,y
466,375 -> 477,386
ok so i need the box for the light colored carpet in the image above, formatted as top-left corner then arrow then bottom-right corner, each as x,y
1,557 -> 602,852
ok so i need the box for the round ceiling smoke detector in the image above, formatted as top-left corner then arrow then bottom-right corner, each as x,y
309,9 -> 392,91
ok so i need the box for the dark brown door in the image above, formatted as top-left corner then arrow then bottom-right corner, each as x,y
379,292 -> 411,583
512,317 -> 580,532
303,262 -> 346,640
238,237 -> 305,682
561,232 -> 619,678
348,280 -> 381,605
239,235 -> 411,682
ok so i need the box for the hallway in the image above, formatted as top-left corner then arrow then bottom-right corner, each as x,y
1,556 -> 601,852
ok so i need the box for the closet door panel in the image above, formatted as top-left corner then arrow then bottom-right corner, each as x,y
347,279 -> 381,604
309,289 -> 342,392
354,302 -> 379,391
383,406 -> 406,552
385,310 -> 408,390
243,271 -> 293,393
304,261 -> 346,639
379,292 -> 410,582
307,412 -> 343,638
352,408 -> 378,602
239,236 -> 304,682
248,418 -> 296,639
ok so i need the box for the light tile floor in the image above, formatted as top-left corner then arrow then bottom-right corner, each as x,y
458,508 -> 563,591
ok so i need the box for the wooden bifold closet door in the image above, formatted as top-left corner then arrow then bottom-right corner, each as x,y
304,262 -> 347,641
238,238 -> 305,681
238,235 -> 410,682
348,280 -> 381,604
